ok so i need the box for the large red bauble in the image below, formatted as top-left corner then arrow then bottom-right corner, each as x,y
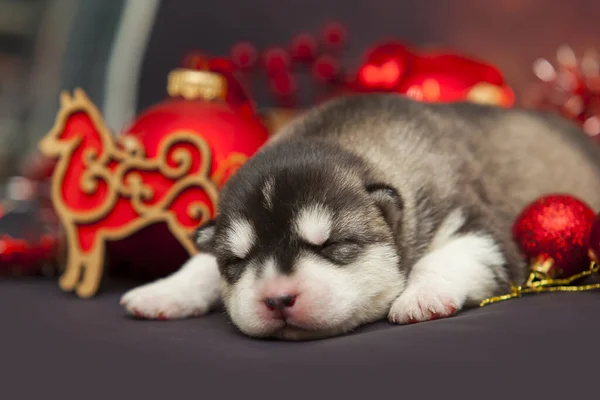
512,194 -> 596,278
121,98 -> 268,188
109,89 -> 269,279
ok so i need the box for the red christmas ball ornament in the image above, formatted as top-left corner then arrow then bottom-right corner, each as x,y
263,47 -> 291,76
322,21 -> 347,49
513,194 -> 596,279
114,71 -> 269,278
231,41 -> 258,70
290,33 -> 318,63
312,55 -> 339,83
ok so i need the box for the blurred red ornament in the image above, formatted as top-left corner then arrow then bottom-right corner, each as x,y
0,177 -> 61,277
348,43 -> 512,108
231,41 -> 258,70
524,45 -> 600,140
263,47 -> 291,76
359,59 -> 403,90
355,41 -> 413,91
512,194 -> 596,279
312,55 -> 340,84
290,33 -> 318,63
322,21 -> 347,49
413,52 -> 505,87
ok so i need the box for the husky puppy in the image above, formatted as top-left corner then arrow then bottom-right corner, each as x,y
121,94 -> 600,340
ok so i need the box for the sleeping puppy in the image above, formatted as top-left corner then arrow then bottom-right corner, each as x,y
121,93 -> 600,340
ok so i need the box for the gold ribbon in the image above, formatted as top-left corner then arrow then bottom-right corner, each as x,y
480,261 -> 600,307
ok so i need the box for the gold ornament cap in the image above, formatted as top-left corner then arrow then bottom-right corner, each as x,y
167,68 -> 227,101
466,82 -> 504,106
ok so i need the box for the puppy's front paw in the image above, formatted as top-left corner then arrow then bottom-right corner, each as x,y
120,253 -> 221,320
388,281 -> 461,324
120,279 -> 211,320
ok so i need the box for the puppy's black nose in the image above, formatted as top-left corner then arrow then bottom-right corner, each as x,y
264,294 -> 297,310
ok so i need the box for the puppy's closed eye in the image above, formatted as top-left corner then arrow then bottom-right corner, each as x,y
319,240 -> 362,265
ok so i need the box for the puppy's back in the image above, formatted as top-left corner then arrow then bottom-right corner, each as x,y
274,94 -> 600,219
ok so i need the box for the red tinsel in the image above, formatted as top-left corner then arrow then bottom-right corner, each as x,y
524,45 -> 600,139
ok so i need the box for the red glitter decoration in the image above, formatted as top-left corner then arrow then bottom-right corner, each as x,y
290,33 -> 318,63
512,194 -> 596,278
231,42 -> 258,70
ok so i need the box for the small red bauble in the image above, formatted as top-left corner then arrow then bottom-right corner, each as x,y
513,194 -> 596,278
290,33 -> 318,63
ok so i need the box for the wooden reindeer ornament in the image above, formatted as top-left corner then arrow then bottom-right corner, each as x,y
39,88 -> 222,298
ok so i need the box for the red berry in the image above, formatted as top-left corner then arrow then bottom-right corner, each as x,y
269,71 -> 297,97
263,47 -> 291,76
322,21 -> 347,49
313,55 -> 339,83
231,42 -> 258,70
290,33 -> 318,62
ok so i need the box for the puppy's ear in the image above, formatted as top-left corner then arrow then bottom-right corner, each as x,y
366,183 -> 403,231
194,219 -> 217,252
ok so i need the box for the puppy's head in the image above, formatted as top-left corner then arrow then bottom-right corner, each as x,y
195,142 -> 406,340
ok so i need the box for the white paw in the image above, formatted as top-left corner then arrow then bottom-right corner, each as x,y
120,253 -> 221,320
388,280 -> 461,324
120,280 -> 209,320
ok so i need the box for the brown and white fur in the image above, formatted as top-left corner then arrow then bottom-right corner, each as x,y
121,94 -> 600,340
